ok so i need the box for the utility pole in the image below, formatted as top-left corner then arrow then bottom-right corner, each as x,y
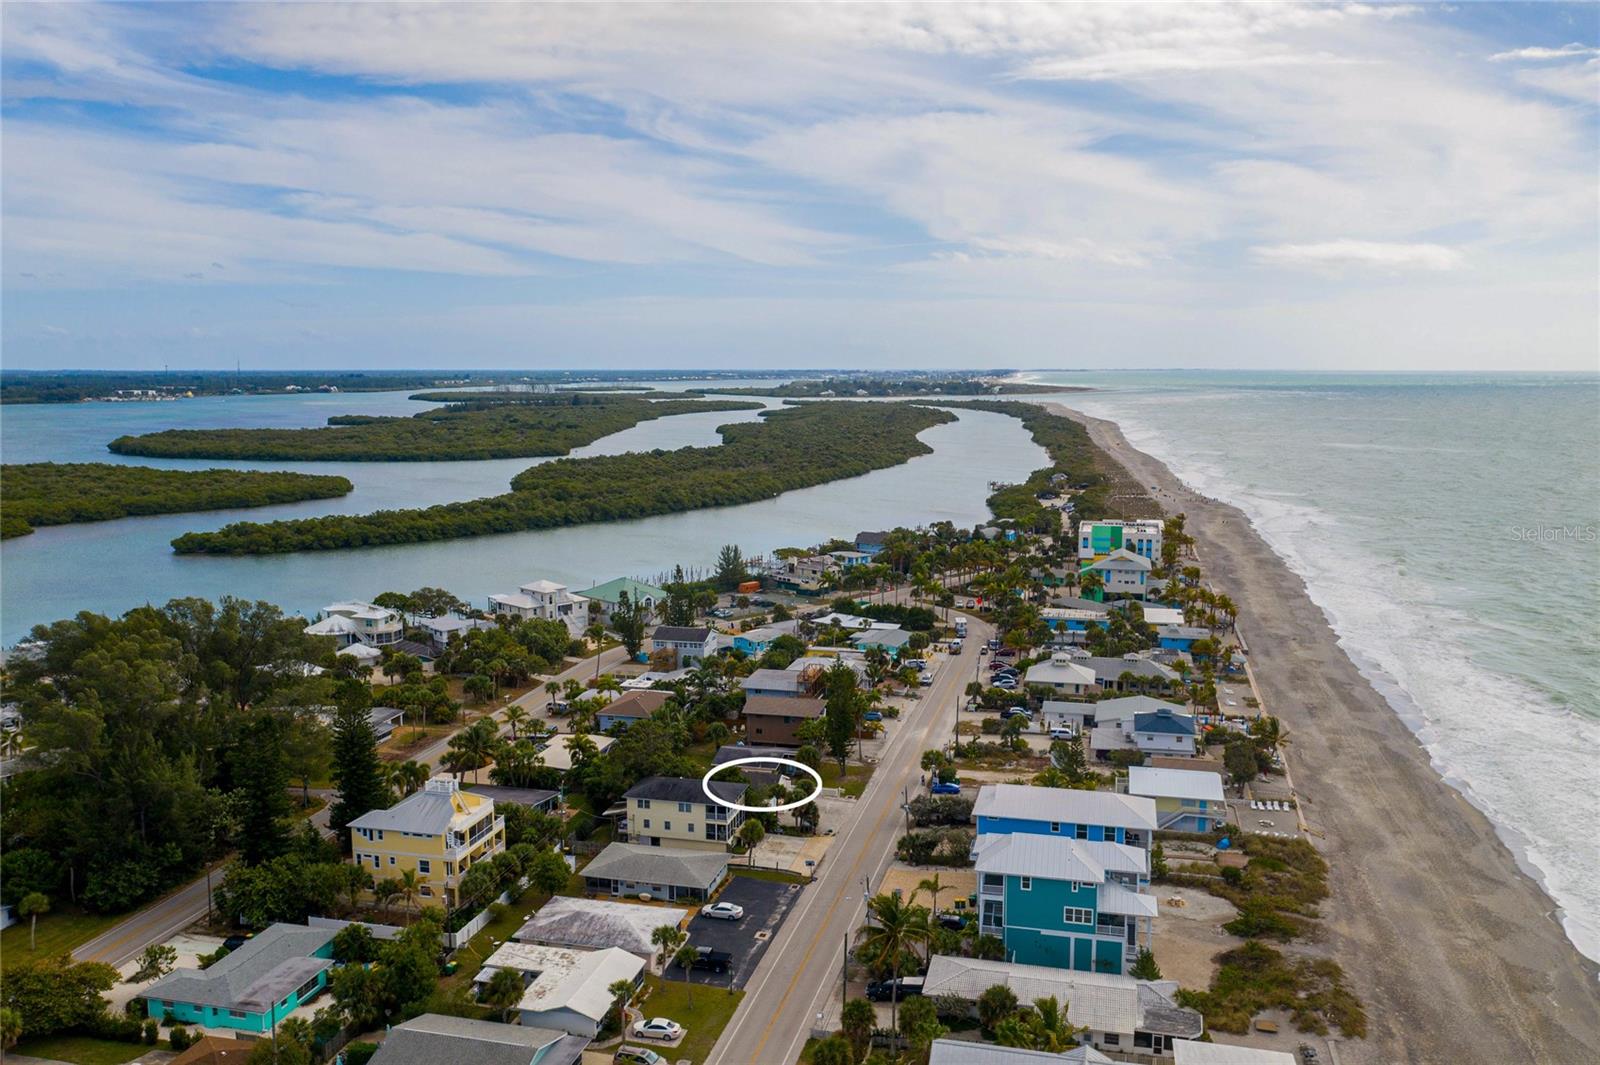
841,930 -> 848,1011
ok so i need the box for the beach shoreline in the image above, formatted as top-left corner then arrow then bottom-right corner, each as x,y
1048,402 -> 1600,1065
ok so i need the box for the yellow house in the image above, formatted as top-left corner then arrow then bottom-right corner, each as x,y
624,776 -> 747,852
348,777 -> 505,908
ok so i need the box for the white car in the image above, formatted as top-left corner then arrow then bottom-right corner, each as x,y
918,671 -> 934,686
701,901 -> 745,921
633,1017 -> 684,1041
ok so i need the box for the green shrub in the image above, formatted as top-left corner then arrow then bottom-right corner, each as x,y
344,1041 -> 380,1065
143,1018 -> 160,1044
169,1026 -> 193,1051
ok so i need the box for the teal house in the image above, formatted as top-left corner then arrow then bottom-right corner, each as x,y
143,924 -> 336,1033
975,833 -> 1156,976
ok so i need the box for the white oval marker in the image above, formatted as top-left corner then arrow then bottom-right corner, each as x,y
702,756 -> 823,813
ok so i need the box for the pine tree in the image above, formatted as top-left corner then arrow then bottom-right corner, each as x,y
330,685 -> 390,841
714,544 -> 746,590
232,712 -> 292,865
612,592 -> 647,657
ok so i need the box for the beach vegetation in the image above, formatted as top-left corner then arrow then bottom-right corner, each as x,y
1175,940 -> 1366,1038
170,401 -> 954,554
0,463 -> 352,538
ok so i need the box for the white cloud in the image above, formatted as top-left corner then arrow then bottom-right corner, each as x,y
1489,43 -> 1600,62
1252,240 -> 1464,273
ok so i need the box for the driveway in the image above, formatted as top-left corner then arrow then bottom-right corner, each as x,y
679,877 -> 802,990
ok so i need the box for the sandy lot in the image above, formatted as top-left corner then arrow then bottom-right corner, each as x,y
1052,404 -> 1600,1065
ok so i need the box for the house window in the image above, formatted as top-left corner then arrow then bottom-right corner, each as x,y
678,802 -> 692,813
1049,822 -> 1060,833
1019,877 -> 1032,891
1103,1034 -> 1120,1046
687,824 -> 695,834
642,819 -> 651,829
1063,906 -> 1093,925
664,821 -> 672,831
229,1009 -> 248,1019
1075,823 -> 1089,840
420,886 -> 431,897
418,860 -> 430,874
637,799 -> 652,809
388,856 -> 396,866
294,975 -> 321,1001
371,856 -> 381,869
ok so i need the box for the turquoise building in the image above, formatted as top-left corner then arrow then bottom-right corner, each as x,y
143,924 -> 336,1033
975,833 -> 1155,976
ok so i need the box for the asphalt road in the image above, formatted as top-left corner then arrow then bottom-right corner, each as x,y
705,616 -> 988,1065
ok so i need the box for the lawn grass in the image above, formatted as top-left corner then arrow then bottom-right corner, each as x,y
0,908 -> 122,973
732,867 -> 808,885
637,973 -> 745,1064
438,884 -> 557,996
10,1034 -> 147,1065
821,761 -> 874,798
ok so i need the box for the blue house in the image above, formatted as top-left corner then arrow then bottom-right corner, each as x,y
974,832 -> 1155,975
1156,625 -> 1209,652
595,689 -> 671,732
850,627 -> 915,654
973,784 -> 1159,853
731,621 -> 798,657
854,531 -> 890,556
142,923 -> 336,1033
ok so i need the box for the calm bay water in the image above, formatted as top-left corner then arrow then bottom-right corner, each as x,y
1023,370 -> 1600,963
0,383 -> 1045,643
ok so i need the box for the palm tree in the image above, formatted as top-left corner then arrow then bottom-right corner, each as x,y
545,680 -> 563,708
916,873 -> 945,929
564,733 -> 598,767
587,623 -> 607,678
397,868 -> 421,925
856,891 -> 931,1030
447,718 -> 499,783
502,703 -> 529,741
994,996 -> 1086,1053
651,923 -> 685,969
17,892 -> 48,951
373,878 -> 402,920
736,819 -> 766,867
395,760 -> 429,795
483,966 -> 525,1022
342,864 -> 373,914
607,979 -> 635,1036
672,942 -> 700,1006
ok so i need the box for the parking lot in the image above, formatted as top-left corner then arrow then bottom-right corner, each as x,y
680,874 -> 802,989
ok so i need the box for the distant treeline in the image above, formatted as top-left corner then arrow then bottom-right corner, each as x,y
107,397 -> 758,462
0,463 -> 353,538
170,402 -> 954,555
919,401 -> 1156,529
690,376 -> 1068,398
0,370 -> 522,404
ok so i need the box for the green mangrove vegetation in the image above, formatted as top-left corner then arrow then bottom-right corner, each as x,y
169,402 -> 954,555
0,463 -> 354,539
106,396 -> 759,462
408,388 -> 684,403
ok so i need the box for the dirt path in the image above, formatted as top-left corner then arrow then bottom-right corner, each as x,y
1049,403 -> 1600,1065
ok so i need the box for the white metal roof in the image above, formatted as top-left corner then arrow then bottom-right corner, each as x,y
974,784 -> 1159,834
478,943 -> 643,1023
1172,1040 -> 1297,1065
1097,879 -> 1159,918
538,734 -> 615,772
1025,659 -> 1098,687
974,833 -> 1105,884
1127,766 -> 1225,803
922,956 -> 1141,1035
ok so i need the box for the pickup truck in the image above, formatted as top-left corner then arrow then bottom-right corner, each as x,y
683,947 -> 732,974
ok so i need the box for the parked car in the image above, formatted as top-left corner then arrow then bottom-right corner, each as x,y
633,1018 -> 684,1042
992,677 -> 1018,690
950,639 -> 964,652
614,1047 -> 664,1065
701,901 -> 745,921
1001,706 -> 1031,720
222,933 -> 253,952
918,672 -> 934,686
1049,727 -> 1076,740
936,911 -> 968,930
987,639 -> 1001,651
903,658 -> 927,670
930,779 -> 962,795
990,667 -> 1019,679
864,710 -> 883,722
685,947 -> 732,973
866,976 -> 927,1002
750,597 -> 775,607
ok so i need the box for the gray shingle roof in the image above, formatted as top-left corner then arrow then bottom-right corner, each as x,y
740,668 -> 802,693
653,626 -> 711,643
144,923 -> 335,1014
625,775 -> 746,805
743,694 -> 825,720
583,843 -> 728,889
370,1013 -> 580,1065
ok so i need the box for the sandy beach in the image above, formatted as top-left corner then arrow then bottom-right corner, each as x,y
1049,403 -> 1600,1065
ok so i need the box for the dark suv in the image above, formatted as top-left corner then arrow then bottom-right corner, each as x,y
683,947 -> 733,974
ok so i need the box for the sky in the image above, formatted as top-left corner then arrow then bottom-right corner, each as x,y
3,2 -> 1597,372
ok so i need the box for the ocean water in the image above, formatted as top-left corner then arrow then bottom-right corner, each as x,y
1023,370 -> 1600,963
0,385 -> 1045,642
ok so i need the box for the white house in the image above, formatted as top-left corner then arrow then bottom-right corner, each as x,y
1025,653 -> 1098,695
306,601 -> 404,648
419,615 -> 493,651
1126,766 -> 1226,833
772,554 -> 835,592
1083,549 -> 1153,599
473,942 -> 643,1039
649,626 -> 715,668
1172,1042 -> 1296,1065
488,580 -> 588,636
1078,519 -> 1164,563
